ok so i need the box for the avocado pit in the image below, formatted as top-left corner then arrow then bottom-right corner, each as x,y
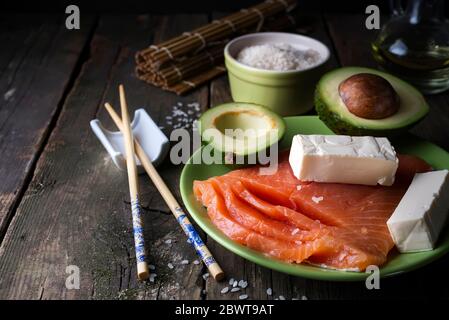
338,73 -> 400,119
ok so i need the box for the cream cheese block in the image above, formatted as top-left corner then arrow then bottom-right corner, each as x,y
288,134 -> 398,186
387,170 -> 449,253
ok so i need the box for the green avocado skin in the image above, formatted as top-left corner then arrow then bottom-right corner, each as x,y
198,102 -> 286,168
314,84 -> 422,137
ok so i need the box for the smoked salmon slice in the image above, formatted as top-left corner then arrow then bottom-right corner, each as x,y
193,152 -> 432,271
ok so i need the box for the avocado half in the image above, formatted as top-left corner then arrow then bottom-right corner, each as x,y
315,67 -> 429,136
198,102 -> 285,157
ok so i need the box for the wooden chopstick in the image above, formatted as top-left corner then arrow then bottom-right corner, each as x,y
104,102 -> 225,281
118,85 -> 149,281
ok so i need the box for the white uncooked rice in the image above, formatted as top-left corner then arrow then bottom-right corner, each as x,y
236,43 -> 321,71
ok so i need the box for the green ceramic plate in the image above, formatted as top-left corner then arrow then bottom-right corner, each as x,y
180,116 -> 449,281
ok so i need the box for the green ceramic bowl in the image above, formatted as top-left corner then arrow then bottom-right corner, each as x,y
224,32 -> 330,117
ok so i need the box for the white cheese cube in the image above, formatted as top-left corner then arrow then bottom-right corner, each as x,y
288,134 -> 398,186
387,170 -> 449,253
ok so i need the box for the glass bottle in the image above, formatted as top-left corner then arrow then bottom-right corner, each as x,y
372,0 -> 449,94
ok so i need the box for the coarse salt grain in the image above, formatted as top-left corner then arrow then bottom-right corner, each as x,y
221,287 -> 229,294
193,260 -> 200,265
230,287 -> 241,293
202,273 -> 210,280
239,294 -> 248,300
312,196 -> 324,204
3,88 -> 16,101
266,288 -> 273,295
167,263 -> 174,269
237,43 -> 321,71
180,260 -> 189,265
165,101 -> 202,130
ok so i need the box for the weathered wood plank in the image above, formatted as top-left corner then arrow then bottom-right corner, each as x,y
323,13 -> 449,299
205,11 -> 341,301
207,64 -> 275,301
0,14 -> 209,299
204,12 -> 273,301
0,14 -> 96,238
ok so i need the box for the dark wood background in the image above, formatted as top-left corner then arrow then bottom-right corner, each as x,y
0,0 -> 390,13
0,5 -> 448,300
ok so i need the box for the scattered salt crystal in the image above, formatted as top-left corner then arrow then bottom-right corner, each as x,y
238,280 -> 248,288
187,238 -> 193,244
149,273 -> 157,282
228,278 -> 234,285
180,260 -> 189,265
296,185 -> 302,191
165,239 -> 172,244
230,287 -> 241,293
202,273 -> 210,280
165,101 -> 202,130
220,287 -> 229,294
193,260 -> 200,265
291,228 -> 299,235
239,294 -> 248,300
301,295 -> 308,300
168,263 -> 174,269
149,264 -> 156,270
312,196 -> 324,204
233,280 -> 238,287
279,295 -> 286,300
266,288 -> 273,296
3,88 -> 15,101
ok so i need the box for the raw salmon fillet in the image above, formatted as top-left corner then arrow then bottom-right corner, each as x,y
193,153 -> 432,271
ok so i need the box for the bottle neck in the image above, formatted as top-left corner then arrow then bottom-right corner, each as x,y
406,0 -> 445,23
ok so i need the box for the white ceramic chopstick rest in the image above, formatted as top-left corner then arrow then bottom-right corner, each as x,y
90,108 -> 169,173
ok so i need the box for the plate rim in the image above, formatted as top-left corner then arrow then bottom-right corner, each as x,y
180,115 -> 449,281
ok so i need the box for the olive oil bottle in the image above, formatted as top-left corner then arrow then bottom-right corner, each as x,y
372,0 -> 449,94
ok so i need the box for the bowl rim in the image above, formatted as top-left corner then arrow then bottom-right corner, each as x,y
224,32 -> 331,75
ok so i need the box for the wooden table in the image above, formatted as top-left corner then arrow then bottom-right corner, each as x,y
0,12 -> 448,300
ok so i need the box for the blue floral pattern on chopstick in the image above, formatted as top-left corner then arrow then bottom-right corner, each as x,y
175,207 -> 217,267
131,197 -> 146,263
